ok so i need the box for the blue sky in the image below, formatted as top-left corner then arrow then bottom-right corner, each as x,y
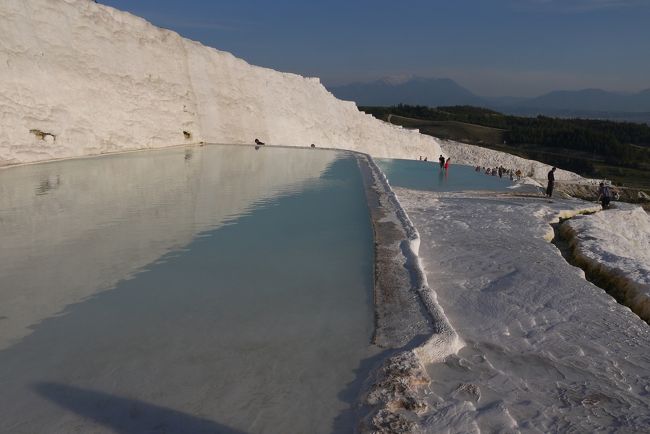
101,0 -> 649,97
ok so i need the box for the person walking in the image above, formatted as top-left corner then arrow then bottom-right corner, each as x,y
439,155 -> 445,169
597,182 -> 612,209
546,167 -> 556,197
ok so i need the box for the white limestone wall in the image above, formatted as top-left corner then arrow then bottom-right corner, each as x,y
0,0 -> 441,166
0,0 -> 199,165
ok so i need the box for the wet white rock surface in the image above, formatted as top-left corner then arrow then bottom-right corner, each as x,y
394,188 -> 650,432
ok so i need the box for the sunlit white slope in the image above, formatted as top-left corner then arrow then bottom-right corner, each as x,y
440,139 -> 586,182
395,189 -> 650,432
0,0 -> 441,165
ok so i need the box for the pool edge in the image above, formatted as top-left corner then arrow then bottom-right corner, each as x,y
354,153 -> 463,433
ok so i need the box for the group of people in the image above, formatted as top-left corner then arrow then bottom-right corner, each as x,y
419,155 -> 451,170
546,166 -> 614,209
475,165 -> 523,181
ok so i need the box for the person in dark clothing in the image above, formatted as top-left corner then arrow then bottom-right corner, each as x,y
254,138 -> 265,145
439,155 -> 445,168
597,182 -> 612,209
546,167 -> 556,197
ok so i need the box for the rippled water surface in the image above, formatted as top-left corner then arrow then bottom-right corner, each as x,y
0,145 -> 377,434
377,158 -> 514,192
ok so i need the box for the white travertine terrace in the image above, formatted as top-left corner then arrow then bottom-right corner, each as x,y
439,139 -> 586,182
0,0 -> 442,166
562,207 -> 650,321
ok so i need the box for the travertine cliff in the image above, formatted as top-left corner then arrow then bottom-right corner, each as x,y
0,0 -> 441,165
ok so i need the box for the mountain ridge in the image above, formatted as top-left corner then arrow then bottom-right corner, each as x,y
327,77 -> 650,123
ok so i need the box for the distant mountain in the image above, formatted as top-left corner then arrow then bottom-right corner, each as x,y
506,88 -> 650,112
328,77 -> 486,107
485,96 -> 528,106
327,77 -> 650,123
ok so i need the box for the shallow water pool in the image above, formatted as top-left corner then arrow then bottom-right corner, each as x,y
0,145 -> 378,433
376,158 -> 514,192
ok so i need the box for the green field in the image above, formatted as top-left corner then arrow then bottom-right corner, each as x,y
387,115 -> 505,145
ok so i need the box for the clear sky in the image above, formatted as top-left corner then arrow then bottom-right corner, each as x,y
101,0 -> 650,97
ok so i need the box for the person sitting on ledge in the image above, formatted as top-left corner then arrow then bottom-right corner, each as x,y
311,144 -> 316,148
254,138 -> 265,145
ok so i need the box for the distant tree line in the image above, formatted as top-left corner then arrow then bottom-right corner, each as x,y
361,104 -> 650,171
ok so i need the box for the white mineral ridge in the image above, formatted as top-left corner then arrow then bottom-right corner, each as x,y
440,139 -> 586,182
563,207 -> 650,320
0,0 -> 441,166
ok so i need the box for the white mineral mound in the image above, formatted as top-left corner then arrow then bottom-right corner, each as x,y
440,139 -> 585,181
0,0 -> 441,166
561,207 -> 650,321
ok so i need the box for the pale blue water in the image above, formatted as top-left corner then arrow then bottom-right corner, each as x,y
377,158 -> 514,192
0,146 -> 377,434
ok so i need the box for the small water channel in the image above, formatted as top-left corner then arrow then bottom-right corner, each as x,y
376,159 -> 514,192
0,145 -> 378,433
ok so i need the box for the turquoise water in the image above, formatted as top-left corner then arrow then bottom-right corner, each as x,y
377,158 -> 514,192
0,146 -> 377,434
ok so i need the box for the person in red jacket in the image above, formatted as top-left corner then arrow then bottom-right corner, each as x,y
444,157 -> 450,170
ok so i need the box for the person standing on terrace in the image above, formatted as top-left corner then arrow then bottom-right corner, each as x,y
597,182 -> 613,209
546,167 -> 556,197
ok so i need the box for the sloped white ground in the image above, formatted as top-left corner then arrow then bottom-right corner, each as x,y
394,188 -> 650,432
0,0 -> 441,165
561,207 -> 650,321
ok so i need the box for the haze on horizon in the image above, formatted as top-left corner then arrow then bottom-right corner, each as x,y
102,0 -> 650,98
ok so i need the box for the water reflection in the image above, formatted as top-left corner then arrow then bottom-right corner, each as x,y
0,145 -> 335,350
0,145 -> 376,434
35,175 -> 61,195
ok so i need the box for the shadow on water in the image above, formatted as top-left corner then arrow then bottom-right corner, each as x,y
34,382 -> 247,434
